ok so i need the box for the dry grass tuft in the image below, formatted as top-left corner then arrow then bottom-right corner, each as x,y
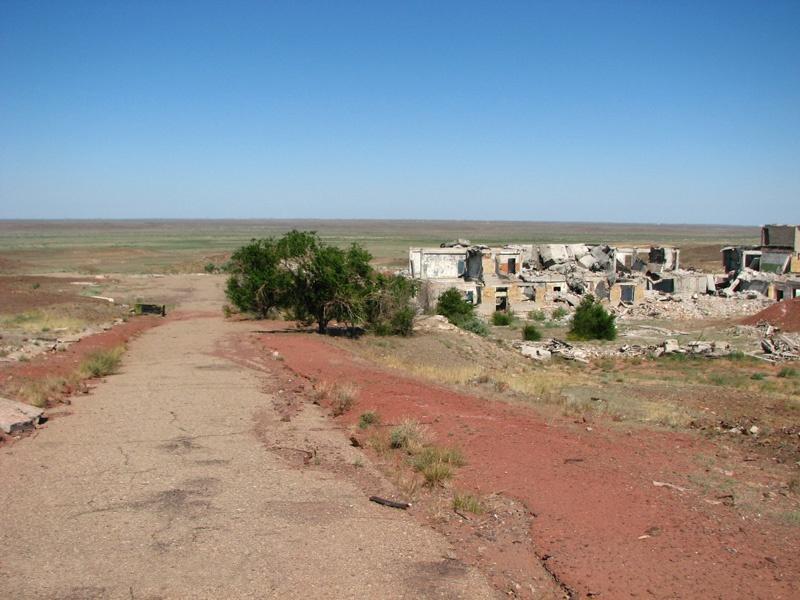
79,346 -> 125,378
453,491 -> 485,514
410,445 -> 466,486
390,419 -> 429,453
16,376 -> 69,407
314,380 -> 360,416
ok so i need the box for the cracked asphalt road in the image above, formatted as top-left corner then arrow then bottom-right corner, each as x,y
0,276 -> 496,599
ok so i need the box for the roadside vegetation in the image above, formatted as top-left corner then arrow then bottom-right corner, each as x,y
436,288 -> 488,336
12,345 -> 126,408
225,230 -> 417,335
568,295 -> 616,341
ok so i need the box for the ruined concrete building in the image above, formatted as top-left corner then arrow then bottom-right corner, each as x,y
409,240 -> 691,315
721,224 -> 800,301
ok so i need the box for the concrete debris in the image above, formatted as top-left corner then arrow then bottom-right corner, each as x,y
519,344 -> 552,361
0,397 -> 44,434
758,325 -> 800,361
412,314 -> 459,333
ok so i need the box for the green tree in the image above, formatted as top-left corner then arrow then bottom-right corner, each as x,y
366,273 -> 418,336
568,295 -> 616,341
225,238 -> 288,317
226,230 -> 400,334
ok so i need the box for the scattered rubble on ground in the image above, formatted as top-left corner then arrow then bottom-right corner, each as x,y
0,318 -> 127,363
513,332 -> 800,363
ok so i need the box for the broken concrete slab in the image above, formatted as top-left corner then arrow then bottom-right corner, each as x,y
0,397 -> 44,434
519,344 -> 552,361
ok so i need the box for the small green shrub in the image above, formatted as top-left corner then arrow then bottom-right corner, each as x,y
204,262 -> 217,273
492,311 -> 513,326
459,316 -> 489,336
79,346 -> 125,378
750,372 -> 766,381
530,309 -> 546,322
358,411 -> 380,429
435,288 -> 488,335
436,288 -> 475,324
567,295 -> 616,341
522,323 -> 542,341
778,367 -> 799,379
552,306 -> 568,320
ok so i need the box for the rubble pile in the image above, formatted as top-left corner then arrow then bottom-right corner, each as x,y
756,323 -> 800,361
515,337 -> 737,362
612,293 -> 771,321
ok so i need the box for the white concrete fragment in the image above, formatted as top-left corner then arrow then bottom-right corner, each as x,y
0,397 -> 44,434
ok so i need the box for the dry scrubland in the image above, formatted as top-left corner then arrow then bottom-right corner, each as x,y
1,220 -> 798,599
0,218 -> 758,273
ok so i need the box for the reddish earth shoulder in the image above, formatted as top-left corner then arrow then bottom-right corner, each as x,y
254,326 -> 800,600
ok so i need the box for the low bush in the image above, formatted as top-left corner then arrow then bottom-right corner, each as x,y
435,288 -> 488,336
522,323 -> 542,341
436,288 -> 474,323
778,367 -> 799,379
552,306 -> 568,320
459,316 -> 489,336
491,311 -> 513,326
567,295 -> 616,341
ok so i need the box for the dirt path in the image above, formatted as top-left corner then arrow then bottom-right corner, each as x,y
0,277 -> 497,599
256,329 -> 800,600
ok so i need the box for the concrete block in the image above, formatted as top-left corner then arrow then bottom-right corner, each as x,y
0,397 -> 44,434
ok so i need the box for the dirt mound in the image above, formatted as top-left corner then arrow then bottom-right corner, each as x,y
741,297 -> 800,331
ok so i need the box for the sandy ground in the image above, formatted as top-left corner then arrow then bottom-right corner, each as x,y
0,276 -> 497,599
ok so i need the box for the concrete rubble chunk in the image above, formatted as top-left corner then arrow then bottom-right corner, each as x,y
0,397 -> 44,434
519,344 -> 552,361
662,339 -> 680,354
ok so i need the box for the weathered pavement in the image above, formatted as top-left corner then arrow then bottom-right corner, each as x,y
0,277 -> 496,599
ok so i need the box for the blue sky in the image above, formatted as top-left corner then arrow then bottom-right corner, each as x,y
1,1 -> 798,224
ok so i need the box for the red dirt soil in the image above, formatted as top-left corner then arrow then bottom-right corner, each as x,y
741,297 -> 800,332
254,327 -> 799,599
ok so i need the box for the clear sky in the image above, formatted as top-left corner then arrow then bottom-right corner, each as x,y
1,1 -> 798,224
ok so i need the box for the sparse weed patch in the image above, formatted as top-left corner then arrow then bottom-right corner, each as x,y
410,445 -> 465,486
330,382 -> 359,416
17,376 -> 69,407
778,367 -> 799,379
530,310 -> 546,322
453,492 -> 484,514
367,430 -> 392,456
551,307 -> 568,320
79,346 -> 125,378
358,410 -> 380,429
